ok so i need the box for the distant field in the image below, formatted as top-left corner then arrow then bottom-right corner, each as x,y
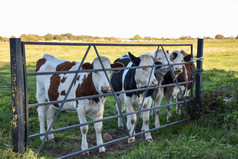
0,39 -> 237,158
1,39 -> 238,70
1,39 -> 238,95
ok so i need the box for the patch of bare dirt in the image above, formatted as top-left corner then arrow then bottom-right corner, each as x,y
42,128 -> 150,158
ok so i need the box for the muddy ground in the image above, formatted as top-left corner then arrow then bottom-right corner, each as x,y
42,128 -> 152,158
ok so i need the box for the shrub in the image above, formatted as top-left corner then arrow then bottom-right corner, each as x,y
215,34 -> 225,39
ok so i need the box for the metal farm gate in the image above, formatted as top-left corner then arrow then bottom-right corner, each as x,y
10,38 -> 203,158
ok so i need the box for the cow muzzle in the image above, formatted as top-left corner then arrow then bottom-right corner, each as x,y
174,66 -> 183,73
101,85 -> 111,93
150,80 -> 158,87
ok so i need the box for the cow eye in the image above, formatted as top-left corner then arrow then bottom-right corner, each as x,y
95,71 -> 99,74
158,58 -> 162,60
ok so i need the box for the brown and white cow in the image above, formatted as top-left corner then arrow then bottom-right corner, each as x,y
36,54 -> 123,154
153,50 -> 195,127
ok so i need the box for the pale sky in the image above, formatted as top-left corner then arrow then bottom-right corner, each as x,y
1,0 -> 237,38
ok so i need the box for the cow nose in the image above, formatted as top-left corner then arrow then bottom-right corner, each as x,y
150,80 -> 158,86
101,85 -> 111,93
175,67 -> 180,71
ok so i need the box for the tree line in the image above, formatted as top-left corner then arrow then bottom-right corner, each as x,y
0,33 -> 238,42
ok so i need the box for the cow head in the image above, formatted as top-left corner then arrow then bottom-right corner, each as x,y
169,50 -> 191,75
128,52 -> 158,88
153,49 -> 171,82
82,56 -> 124,94
169,50 -> 185,75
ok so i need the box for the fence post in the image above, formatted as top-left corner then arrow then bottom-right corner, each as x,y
195,38 -> 204,119
10,38 -> 24,153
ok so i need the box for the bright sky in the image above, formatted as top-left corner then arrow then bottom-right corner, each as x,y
1,0 -> 237,38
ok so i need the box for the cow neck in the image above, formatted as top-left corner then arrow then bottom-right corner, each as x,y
124,62 -> 154,97
76,72 -> 99,103
48,61 -> 76,107
36,58 -> 46,72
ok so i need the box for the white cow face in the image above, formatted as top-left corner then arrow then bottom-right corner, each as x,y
169,50 -> 185,75
129,52 -> 158,88
82,56 -> 124,94
154,49 -> 171,78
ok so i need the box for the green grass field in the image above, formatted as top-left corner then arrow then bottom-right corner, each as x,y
0,39 -> 237,158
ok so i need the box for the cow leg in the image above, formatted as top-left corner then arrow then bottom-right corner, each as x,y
176,98 -> 182,115
142,100 -> 153,142
36,88 -> 47,141
93,104 -> 106,153
77,110 -> 89,155
37,106 -> 46,141
154,88 -> 164,128
46,105 -> 55,140
36,82 -> 48,141
165,93 -> 173,122
126,101 -> 136,143
116,97 -> 126,129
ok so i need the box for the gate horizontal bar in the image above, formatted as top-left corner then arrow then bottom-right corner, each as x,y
22,41 -> 192,47
27,61 -> 193,76
28,81 -> 193,108
28,99 -> 190,139
56,118 -> 190,159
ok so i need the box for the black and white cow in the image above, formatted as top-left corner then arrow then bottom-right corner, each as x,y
111,52 -> 158,143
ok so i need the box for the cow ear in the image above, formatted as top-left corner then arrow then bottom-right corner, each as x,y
180,50 -> 188,56
169,52 -> 178,61
81,62 -> 93,70
111,62 -> 124,73
184,55 -> 191,62
128,52 -> 140,65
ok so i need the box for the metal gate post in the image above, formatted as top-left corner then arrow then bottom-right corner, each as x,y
195,38 -> 204,119
10,38 -> 25,153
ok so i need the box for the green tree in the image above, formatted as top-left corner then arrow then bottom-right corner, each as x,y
44,33 -> 53,41
61,33 -> 75,41
53,34 -> 62,41
133,35 -> 143,40
215,34 -> 225,39
20,34 -> 44,41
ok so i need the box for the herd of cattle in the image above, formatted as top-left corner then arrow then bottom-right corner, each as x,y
35,49 -> 195,154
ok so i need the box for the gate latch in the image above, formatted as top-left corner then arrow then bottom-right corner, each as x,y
192,56 -> 204,62
192,69 -> 204,74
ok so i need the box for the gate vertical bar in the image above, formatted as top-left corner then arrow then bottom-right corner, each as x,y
22,43 -> 29,150
10,38 -> 24,153
195,38 -> 204,119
